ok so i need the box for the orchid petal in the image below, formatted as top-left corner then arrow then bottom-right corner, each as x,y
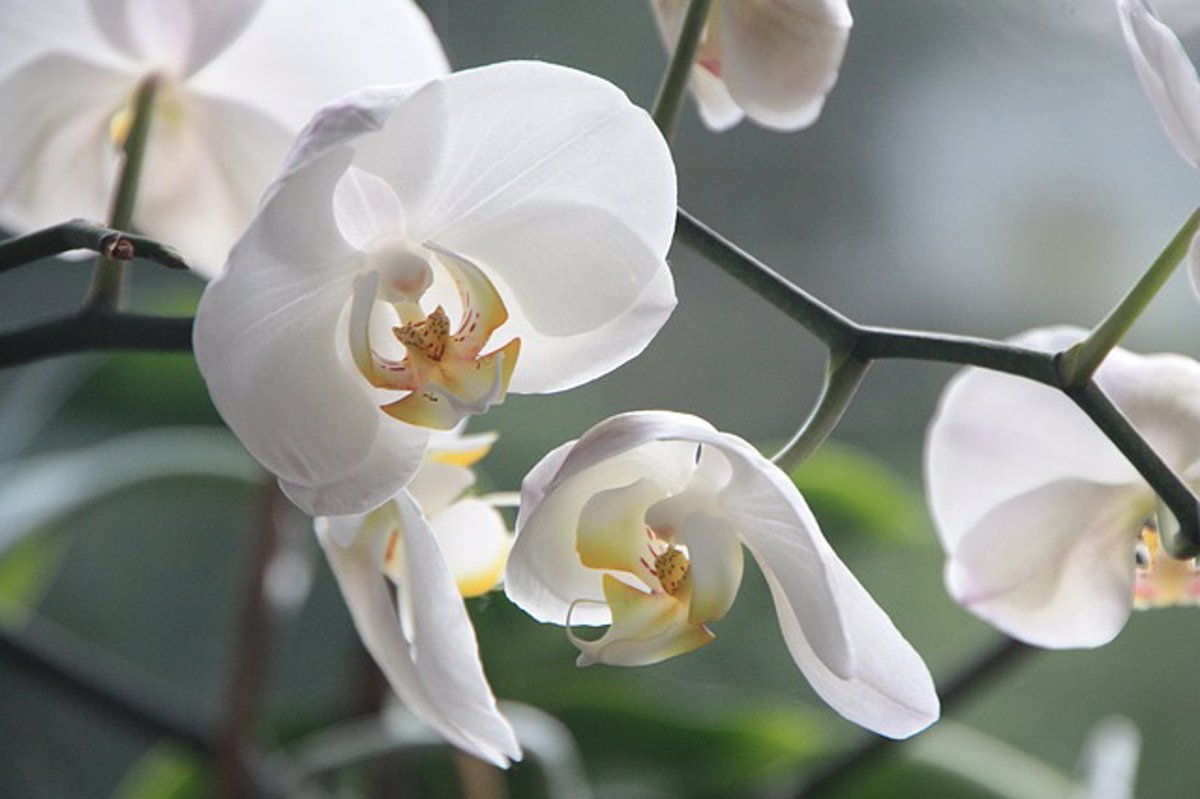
948,480 -> 1143,649
767,545 -> 940,738
194,113 -> 426,515
926,327 -> 1140,549
333,166 -> 407,250
569,575 -> 714,667
428,498 -> 512,598
88,0 -> 263,77
1117,0 -> 1200,168
188,0 -> 449,132
0,0 -> 122,76
576,478 -> 665,576
650,0 -> 745,131
136,90 -> 293,278
317,493 -> 520,767
0,52 -> 129,236
406,459 -> 475,520
717,0 -> 852,131
677,510 -> 742,625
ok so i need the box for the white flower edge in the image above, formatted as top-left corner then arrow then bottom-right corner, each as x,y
506,410 -> 939,739
925,326 -> 1200,647
317,490 -> 520,767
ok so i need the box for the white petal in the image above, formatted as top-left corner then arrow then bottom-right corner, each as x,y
928,326 -> 1200,555
88,0 -> 263,77
948,480 -> 1143,649
407,459 -> 475,519
765,543 -> 940,738
649,0 -> 744,130
718,0 -> 852,131
428,498 -> 512,598
333,166 -> 407,251
925,327 -> 1140,551
0,0 -> 125,76
1117,0 -> 1200,168
188,0 -> 448,132
136,91 -> 293,278
316,494 -> 520,766
0,52 -> 130,235
677,510 -> 742,624
194,99 -> 426,515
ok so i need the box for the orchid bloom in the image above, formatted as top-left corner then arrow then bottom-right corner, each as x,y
650,0 -> 853,132
315,429 -> 518,766
926,327 -> 1200,649
0,0 -> 448,276
193,61 -> 677,516
505,411 -> 939,739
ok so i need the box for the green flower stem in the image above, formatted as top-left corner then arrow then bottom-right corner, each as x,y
675,209 -> 858,350
0,219 -> 188,275
1059,208 -> 1200,386
651,0 -> 714,142
774,353 -> 871,473
84,74 -> 160,312
677,205 -> 1200,555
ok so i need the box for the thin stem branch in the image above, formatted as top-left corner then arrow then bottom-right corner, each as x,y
675,209 -> 858,349
1059,208 -> 1200,385
1066,381 -> 1200,557
0,219 -> 188,275
85,74 -> 159,312
794,637 -> 1031,798
0,615 -> 216,755
774,354 -> 871,473
651,0 -> 714,141
216,482 -> 285,798
852,327 -> 1062,385
0,312 -> 192,369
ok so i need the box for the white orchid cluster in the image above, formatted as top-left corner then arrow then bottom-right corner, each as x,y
2,0 -> 1198,777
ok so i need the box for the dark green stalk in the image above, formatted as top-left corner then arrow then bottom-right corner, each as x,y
0,219 -> 188,274
0,312 -> 192,369
774,354 -> 871,472
651,0 -> 714,141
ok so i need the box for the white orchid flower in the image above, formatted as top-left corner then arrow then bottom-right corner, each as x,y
650,0 -> 853,132
193,61 -> 677,516
0,0 -> 449,277
315,429 -> 519,767
505,411 -> 939,739
926,326 -> 1200,649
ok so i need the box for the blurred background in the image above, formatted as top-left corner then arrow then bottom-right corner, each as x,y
2,0 -> 1200,796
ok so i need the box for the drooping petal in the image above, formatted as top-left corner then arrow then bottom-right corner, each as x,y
764,543 -> 940,738
88,0 -> 264,77
428,498 -> 512,598
506,432 -> 700,627
717,0 -> 852,131
649,0 -> 745,131
947,480 -> 1144,649
188,0 -> 449,132
925,327 -> 1140,550
0,52 -> 130,235
194,93 -> 428,515
316,493 -> 520,767
1117,0 -> 1200,168
569,574 -> 714,667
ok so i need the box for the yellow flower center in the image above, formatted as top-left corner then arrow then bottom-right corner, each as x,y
349,240 -> 520,430
652,544 -> 691,597
1133,520 -> 1200,608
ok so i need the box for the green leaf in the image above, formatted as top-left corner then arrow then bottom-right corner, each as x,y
0,527 -> 68,626
110,744 -> 209,799
789,440 -> 924,543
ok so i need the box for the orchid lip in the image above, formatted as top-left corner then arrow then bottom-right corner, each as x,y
348,241 -> 521,431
